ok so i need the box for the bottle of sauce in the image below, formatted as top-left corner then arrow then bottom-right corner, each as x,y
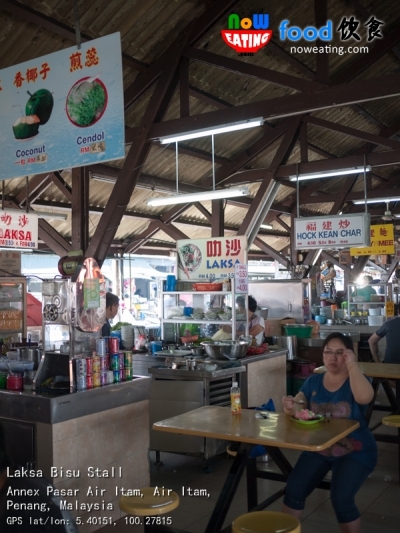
231,381 -> 242,414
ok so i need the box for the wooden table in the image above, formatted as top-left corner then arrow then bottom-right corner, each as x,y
153,406 -> 359,533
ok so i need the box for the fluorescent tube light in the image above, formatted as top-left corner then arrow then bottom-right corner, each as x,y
147,187 -> 249,207
353,197 -> 400,205
260,224 -> 273,230
289,166 -> 371,182
34,211 -> 68,220
159,118 -> 264,144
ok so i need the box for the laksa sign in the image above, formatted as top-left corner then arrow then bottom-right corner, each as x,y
176,236 -> 247,281
0,210 -> 38,249
294,213 -> 370,250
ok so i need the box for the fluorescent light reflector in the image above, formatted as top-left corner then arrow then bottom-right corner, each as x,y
353,197 -> 400,205
289,166 -> 371,181
260,224 -> 273,230
159,119 -> 264,144
147,187 -> 249,207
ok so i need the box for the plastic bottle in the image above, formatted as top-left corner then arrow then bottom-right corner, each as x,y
231,381 -> 242,414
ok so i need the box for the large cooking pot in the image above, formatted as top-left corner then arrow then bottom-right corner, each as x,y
17,347 -> 42,370
255,307 -> 269,319
201,340 -> 249,360
272,336 -> 297,360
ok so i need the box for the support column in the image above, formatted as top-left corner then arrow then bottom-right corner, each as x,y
71,167 -> 89,252
211,199 -> 224,237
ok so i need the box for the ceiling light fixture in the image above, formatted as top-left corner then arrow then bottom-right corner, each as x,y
353,197 -> 400,205
91,175 -> 116,184
289,166 -> 371,182
159,118 -> 264,144
33,211 -> 68,220
260,224 -> 273,230
147,187 -> 249,207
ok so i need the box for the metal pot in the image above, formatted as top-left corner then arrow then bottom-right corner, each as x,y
201,341 -> 249,360
189,346 -> 205,357
272,336 -> 297,360
255,307 -> 269,319
18,347 -> 42,370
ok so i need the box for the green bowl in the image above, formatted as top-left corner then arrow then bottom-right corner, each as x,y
283,324 -> 313,338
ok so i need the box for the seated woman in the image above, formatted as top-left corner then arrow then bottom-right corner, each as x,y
282,332 -> 377,533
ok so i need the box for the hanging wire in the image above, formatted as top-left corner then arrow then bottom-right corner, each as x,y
175,141 -> 179,194
73,0 -> 82,50
211,134 -> 215,191
26,176 -> 29,213
363,154 -> 368,214
296,163 -> 300,218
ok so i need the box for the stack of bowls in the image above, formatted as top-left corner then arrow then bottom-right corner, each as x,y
121,325 -> 135,349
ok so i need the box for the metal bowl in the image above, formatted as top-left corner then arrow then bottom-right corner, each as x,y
201,340 -> 249,360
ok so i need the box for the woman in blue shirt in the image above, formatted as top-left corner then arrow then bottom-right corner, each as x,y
282,332 -> 377,533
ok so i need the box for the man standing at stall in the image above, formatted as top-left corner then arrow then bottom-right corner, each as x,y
101,292 -> 119,337
368,317 -> 400,364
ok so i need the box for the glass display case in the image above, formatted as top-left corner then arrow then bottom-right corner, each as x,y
0,277 -> 27,341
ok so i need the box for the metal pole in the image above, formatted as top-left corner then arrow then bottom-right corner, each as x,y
363,154 -> 368,214
296,163 -> 300,218
212,134 -> 215,191
26,176 -> 29,213
73,0 -> 82,49
175,141 -> 179,194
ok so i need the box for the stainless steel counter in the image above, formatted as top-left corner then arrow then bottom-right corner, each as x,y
0,375 -> 151,424
297,332 -> 360,347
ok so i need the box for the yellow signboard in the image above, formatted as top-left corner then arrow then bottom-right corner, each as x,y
350,224 -> 394,256
386,301 -> 394,317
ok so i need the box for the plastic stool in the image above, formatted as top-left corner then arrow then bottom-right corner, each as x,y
119,487 -> 179,531
227,445 -> 238,457
232,511 -> 301,533
382,415 -> 400,483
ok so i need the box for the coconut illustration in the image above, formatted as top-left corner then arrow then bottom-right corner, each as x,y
25,89 -> 54,125
12,115 -> 40,140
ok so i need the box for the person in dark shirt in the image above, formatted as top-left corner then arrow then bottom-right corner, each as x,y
101,292 -> 119,337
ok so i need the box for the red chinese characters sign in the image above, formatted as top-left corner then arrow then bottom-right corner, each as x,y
177,237 -> 247,281
0,210 -> 38,249
294,214 -> 370,250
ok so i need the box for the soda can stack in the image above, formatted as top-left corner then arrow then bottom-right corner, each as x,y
85,356 -> 93,389
108,337 -> 121,384
75,357 -> 87,391
124,351 -> 133,381
92,355 -> 101,388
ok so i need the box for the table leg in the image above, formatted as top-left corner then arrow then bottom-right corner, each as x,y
365,377 -> 380,425
204,443 -> 251,533
246,456 -> 258,510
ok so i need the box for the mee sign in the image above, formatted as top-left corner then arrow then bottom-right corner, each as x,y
294,213 -> 370,250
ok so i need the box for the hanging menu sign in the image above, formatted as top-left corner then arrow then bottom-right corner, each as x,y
350,223 -> 395,256
176,236 -> 247,281
0,33 -> 124,180
0,210 -> 38,249
295,213 -> 370,250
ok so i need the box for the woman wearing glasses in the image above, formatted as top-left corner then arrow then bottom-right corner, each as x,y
282,332 -> 377,533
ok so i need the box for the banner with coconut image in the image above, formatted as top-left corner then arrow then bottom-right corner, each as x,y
0,32 -> 124,180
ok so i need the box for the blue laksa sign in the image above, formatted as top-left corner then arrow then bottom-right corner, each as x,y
0,33 -> 125,180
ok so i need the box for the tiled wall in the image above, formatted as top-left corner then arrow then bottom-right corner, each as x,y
246,355 -> 286,411
51,400 -> 150,533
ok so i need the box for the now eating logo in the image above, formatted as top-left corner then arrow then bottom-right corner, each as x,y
221,13 -> 272,54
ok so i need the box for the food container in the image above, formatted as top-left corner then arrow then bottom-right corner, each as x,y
201,340 -> 249,360
192,283 -> 223,292
0,371 -> 7,389
367,315 -> 384,326
7,372 -> 23,391
314,315 -> 326,324
368,308 -> 381,316
352,296 -> 366,303
282,324 -> 313,338
23,370 -> 36,390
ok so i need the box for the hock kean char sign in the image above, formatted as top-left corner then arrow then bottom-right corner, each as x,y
295,213 -> 370,250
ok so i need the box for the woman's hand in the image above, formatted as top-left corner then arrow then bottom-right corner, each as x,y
282,395 -> 296,414
343,348 -> 357,366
